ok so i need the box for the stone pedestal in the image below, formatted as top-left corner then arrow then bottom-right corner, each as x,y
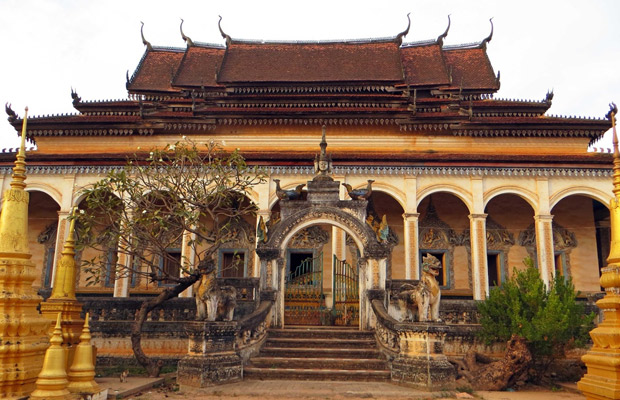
390,323 -> 455,390
177,321 -> 241,387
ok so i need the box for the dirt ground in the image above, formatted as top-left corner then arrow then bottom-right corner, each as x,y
119,379 -> 586,400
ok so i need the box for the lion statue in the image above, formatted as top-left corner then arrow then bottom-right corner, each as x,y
194,260 -> 237,321
396,253 -> 442,322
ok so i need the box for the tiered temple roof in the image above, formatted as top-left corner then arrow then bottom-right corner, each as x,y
4,20 -> 611,167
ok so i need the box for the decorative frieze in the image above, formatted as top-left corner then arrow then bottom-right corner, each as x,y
0,165 -> 611,178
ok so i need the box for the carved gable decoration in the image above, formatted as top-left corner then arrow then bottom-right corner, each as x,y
289,226 -> 330,249
37,222 -> 57,244
518,221 -> 577,251
461,215 -> 514,249
553,222 -> 577,250
223,219 -> 255,248
518,223 -> 536,248
419,201 -> 458,248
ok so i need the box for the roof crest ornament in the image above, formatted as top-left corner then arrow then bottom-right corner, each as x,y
218,15 -> 232,46
436,14 -> 451,46
5,103 -> 17,123
180,18 -> 194,47
140,21 -> 153,51
313,125 -> 333,181
545,89 -> 554,105
480,18 -> 494,49
395,13 -> 411,46
70,88 -> 81,107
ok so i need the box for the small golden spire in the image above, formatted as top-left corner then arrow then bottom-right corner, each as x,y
0,107 -> 31,255
67,313 -> 101,394
12,106 -> 28,190
579,102 -> 620,398
29,313 -> 71,400
50,207 -> 78,300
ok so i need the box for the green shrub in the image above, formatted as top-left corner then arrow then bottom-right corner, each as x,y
477,258 -> 595,378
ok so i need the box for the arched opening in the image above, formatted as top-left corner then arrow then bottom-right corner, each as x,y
484,193 -> 536,284
28,190 -> 60,290
76,191 -> 122,293
551,195 -> 609,292
367,191 -> 403,279
417,193 -> 470,296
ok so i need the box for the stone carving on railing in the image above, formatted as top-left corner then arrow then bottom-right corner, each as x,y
177,289 -> 275,388
194,261 -> 237,321
394,253 -> 442,322
369,290 -> 455,390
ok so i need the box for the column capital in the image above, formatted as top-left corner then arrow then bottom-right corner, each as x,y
468,213 -> 488,220
402,212 -> 420,220
534,214 -> 554,222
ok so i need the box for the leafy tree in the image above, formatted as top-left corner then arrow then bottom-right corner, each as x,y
477,258 -> 596,380
75,139 -> 265,376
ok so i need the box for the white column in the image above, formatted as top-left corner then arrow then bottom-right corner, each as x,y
535,177 -> 554,287
50,210 -> 71,288
403,213 -> 420,279
113,208 -> 133,298
469,214 -> 488,300
535,214 -> 555,288
113,251 -> 131,298
179,229 -> 197,298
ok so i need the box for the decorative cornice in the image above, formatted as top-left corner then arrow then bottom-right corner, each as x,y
0,164 -> 612,178
453,128 -> 603,138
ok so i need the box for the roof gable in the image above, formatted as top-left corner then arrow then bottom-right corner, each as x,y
172,46 -> 226,88
216,40 -> 404,83
400,43 -> 450,87
128,48 -> 185,93
443,47 -> 499,91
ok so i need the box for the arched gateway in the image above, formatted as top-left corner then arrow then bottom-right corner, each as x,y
256,133 -> 391,330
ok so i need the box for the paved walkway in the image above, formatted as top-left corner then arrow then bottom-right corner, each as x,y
97,377 -> 586,400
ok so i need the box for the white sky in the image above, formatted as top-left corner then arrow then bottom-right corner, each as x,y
1,0 -> 619,150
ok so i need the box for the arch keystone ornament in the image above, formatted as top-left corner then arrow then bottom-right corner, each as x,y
579,103 -> 620,400
257,128 -> 391,329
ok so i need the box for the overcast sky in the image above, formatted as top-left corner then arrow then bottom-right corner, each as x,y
1,0 -> 619,150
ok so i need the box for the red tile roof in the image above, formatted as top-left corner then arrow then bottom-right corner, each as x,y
128,49 -> 185,93
216,41 -> 404,83
172,46 -> 225,87
443,47 -> 499,90
400,44 -> 450,86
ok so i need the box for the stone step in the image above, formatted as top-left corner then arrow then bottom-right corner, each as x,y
250,356 -> 389,371
265,337 -> 376,349
269,327 -> 373,340
258,346 -> 382,359
243,366 -> 391,382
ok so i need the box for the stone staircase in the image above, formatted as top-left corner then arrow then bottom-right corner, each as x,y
244,326 -> 390,381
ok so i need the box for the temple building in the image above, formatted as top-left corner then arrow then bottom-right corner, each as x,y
3,17 -> 612,319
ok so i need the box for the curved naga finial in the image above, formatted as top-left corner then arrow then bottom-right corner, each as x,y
395,13 -> 411,45
436,14 -> 451,46
218,15 -> 232,46
5,103 -> 17,123
140,21 -> 153,51
180,18 -> 194,47
545,89 -> 554,105
480,18 -> 494,49
70,87 -> 81,106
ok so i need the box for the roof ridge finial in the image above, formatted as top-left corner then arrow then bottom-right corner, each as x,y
140,21 -> 153,51
180,18 -> 194,47
395,13 -> 411,46
218,15 -> 232,46
436,14 -> 451,46
480,18 -> 494,49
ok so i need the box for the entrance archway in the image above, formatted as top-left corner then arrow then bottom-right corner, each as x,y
257,180 -> 391,330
